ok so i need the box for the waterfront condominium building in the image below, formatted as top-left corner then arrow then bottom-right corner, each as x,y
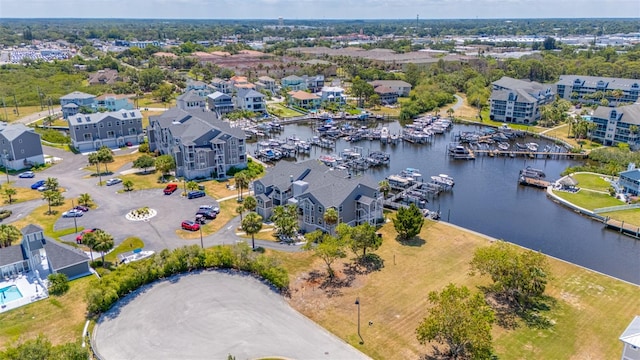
147,107 -> 246,180
556,75 -> 640,106
489,76 -> 555,124
587,103 -> 640,147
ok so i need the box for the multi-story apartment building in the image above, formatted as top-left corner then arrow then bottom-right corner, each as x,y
235,89 -> 266,113
176,90 -> 207,111
489,76 -> 555,124
253,160 -> 383,233
211,78 -> 232,95
66,109 -> 144,152
587,104 -> 640,147
147,108 -> 246,179
556,75 -> 640,105
207,91 -> 235,116
0,123 -> 45,170
60,91 -> 96,119
369,80 -> 412,97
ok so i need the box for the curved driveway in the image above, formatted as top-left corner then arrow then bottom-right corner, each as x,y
93,271 -> 370,360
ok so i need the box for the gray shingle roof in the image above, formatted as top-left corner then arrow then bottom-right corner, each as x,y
592,104 -> 640,125
177,89 -> 205,103
492,76 -> 548,92
558,75 -> 640,91
237,88 -> 265,99
149,107 -> 244,144
43,239 -> 90,271
0,245 -> 27,267
67,109 -> 143,126
21,224 -> 43,235
207,91 -> 231,100
490,89 -> 536,103
59,91 -> 96,100
0,123 -> 34,141
369,80 -> 411,88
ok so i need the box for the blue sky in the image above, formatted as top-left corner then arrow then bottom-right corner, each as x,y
1,0 -> 638,19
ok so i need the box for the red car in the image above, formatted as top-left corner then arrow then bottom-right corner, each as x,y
76,228 -> 98,244
181,220 -> 200,231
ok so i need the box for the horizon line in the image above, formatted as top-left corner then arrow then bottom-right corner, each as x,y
0,16 -> 638,21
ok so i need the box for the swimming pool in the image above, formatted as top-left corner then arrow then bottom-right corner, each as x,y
0,285 -> 23,303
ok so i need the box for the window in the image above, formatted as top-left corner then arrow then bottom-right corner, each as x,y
108,122 -> 112,127
129,128 -> 137,135
107,131 -> 115,138
18,139 -> 22,143
83,133 -> 92,141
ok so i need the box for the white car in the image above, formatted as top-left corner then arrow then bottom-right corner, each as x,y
62,209 -> 84,218
106,178 -> 123,186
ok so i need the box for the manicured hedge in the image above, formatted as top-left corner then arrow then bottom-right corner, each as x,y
86,244 -> 289,315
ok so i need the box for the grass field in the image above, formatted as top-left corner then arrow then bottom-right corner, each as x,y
141,110 -> 163,129
268,103 -> 305,118
0,105 -> 43,123
138,96 -> 175,109
280,220 -> 640,359
572,173 -> 612,192
0,276 -> 92,349
2,185 -> 44,205
553,189 -> 624,210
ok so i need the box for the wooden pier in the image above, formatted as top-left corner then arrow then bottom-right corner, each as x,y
604,219 -> 640,239
474,149 -> 588,159
519,177 -> 551,188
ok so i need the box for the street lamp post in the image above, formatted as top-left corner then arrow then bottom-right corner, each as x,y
199,225 -> 204,249
71,199 -> 78,234
355,297 -> 363,345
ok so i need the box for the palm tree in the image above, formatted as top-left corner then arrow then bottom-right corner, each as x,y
378,180 -> 390,199
612,89 -> 624,105
235,172 -> 249,202
241,212 -> 263,250
0,224 -> 21,248
236,205 -> 245,222
323,207 -> 339,235
3,187 -> 16,204
447,107 -> 454,119
186,181 -> 199,191
42,189 -> 58,214
78,193 -> 92,206
629,125 -> 639,146
45,177 -> 59,191
92,230 -> 114,268
82,231 -> 97,262
88,152 -> 102,184
243,195 -> 257,213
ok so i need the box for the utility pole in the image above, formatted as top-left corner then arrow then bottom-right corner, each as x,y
2,97 -> 7,122
13,94 -> 19,117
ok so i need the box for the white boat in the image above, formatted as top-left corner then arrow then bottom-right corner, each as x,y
119,250 -> 155,264
431,174 -> 455,187
380,127 -> 389,144
401,167 -> 422,179
526,142 -> 539,151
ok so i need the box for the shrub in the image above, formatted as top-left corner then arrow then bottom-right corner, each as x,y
47,273 -> 69,296
0,210 -> 12,220
138,142 -> 149,153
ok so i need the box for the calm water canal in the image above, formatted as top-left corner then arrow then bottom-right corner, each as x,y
249,121 -> 640,285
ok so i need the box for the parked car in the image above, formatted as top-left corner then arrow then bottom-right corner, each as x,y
187,190 -> 206,199
195,214 -> 206,224
164,183 -> 178,195
181,220 -> 200,231
76,228 -> 98,243
62,209 -> 84,218
106,178 -> 123,186
30,180 -> 45,189
74,205 -> 90,212
199,205 -> 220,214
19,171 -> 35,178
196,209 -> 217,219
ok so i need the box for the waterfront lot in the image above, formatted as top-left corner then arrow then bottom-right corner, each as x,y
280,220 -> 640,360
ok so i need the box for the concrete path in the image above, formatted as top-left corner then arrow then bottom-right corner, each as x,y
93,271 -> 370,360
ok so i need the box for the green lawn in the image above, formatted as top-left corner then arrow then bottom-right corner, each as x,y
572,173 -> 612,192
553,189 -> 623,210
268,103 -> 305,118
104,237 -> 145,262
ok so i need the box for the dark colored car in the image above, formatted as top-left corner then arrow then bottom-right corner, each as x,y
187,190 -> 205,199
195,214 -> 206,224
74,205 -> 90,212
181,220 -> 200,231
30,180 -> 45,189
196,209 -> 217,220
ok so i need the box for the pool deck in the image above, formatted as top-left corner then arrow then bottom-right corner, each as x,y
0,273 -> 48,313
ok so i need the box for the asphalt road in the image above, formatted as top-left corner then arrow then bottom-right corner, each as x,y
93,271 -> 370,360
3,145 -> 300,253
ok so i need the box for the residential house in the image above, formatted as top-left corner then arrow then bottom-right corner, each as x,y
556,75 -> 640,105
618,167 -> 640,196
67,109 -> 144,152
489,76 -> 555,124
59,91 -> 96,119
587,104 -> 640,147
186,79 -> 214,97
129,40 -> 161,49
207,91 -> 235,116
302,75 -> 325,93
288,90 -> 321,110
369,80 -> 412,97
87,69 -> 122,85
620,316 -> 640,360
0,224 -> 91,280
256,76 -> 277,94
281,75 -> 307,91
147,108 -> 246,179
235,89 -> 266,113
373,85 -> 399,105
95,94 -> 134,112
253,160 -> 383,233
211,78 -> 232,95
320,86 -> 346,104
177,90 -> 207,111
0,123 -> 45,170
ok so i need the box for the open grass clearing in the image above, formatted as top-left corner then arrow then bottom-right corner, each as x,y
237,225 -> 276,241
553,189 -> 623,210
120,171 -> 165,192
6,200 -> 84,242
141,110 -> 163,129
1,105 -> 43,123
572,173 -> 612,192
280,219 -> 640,360
2,186 -> 44,204
200,180 -> 237,200
175,200 -> 237,240
0,276 -> 92,349
138,96 -> 175,109
268,103 -> 305,118
31,118 -> 68,127
104,237 -> 145,263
